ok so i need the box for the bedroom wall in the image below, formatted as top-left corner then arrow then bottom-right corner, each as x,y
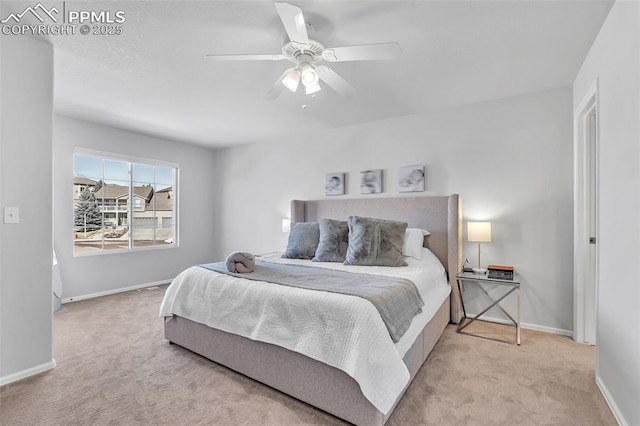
53,116 -> 219,300
573,2 -> 640,424
0,36 -> 54,383
213,87 -> 574,334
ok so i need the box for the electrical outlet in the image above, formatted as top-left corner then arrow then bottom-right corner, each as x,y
4,207 -> 19,224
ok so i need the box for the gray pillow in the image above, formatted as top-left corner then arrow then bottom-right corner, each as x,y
313,219 -> 349,262
344,216 -> 408,267
282,222 -> 320,259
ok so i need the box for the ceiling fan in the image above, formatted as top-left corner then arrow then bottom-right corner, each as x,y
204,2 -> 402,98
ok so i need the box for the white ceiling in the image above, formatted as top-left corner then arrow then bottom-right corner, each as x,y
43,0 -> 613,148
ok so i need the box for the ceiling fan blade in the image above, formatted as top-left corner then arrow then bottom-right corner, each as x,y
204,53 -> 287,61
264,85 -> 282,100
274,2 -> 309,47
322,42 -> 402,62
317,66 -> 356,99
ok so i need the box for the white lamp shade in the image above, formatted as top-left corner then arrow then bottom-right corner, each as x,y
467,222 -> 491,242
281,69 -> 300,92
282,219 -> 291,233
299,63 -> 319,86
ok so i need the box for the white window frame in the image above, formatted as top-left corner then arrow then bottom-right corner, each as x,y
73,148 -> 179,257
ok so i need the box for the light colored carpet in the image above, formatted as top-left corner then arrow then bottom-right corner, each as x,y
0,286 -> 615,425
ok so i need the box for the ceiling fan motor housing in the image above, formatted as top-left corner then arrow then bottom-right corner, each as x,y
282,40 -> 325,64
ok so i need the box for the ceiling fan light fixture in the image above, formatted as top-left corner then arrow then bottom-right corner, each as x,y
281,68 -> 301,92
305,82 -> 321,95
299,63 -> 319,87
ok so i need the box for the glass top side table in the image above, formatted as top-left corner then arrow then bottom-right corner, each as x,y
456,271 -> 521,345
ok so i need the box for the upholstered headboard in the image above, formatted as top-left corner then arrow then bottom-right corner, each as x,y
291,194 -> 462,323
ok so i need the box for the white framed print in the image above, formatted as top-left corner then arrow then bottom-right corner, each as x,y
398,165 -> 425,192
325,172 -> 345,196
360,169 -> 382,194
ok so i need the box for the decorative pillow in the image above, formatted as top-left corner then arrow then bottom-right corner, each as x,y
344,216 -> 408,267
402,228 -> 430,260
313,219 -> 349,262
282,222 -> 320,259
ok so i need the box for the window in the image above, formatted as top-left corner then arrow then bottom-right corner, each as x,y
73,150 -> 178,255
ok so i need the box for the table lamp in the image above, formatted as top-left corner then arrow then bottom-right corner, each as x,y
467,222 -> 491,273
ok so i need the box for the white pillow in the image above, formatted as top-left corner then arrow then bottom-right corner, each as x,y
402,228 -> 430,260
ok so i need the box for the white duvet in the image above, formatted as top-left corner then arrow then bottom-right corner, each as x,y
159,249 -> 449,414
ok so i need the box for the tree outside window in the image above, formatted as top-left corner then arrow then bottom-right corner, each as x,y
74,189 -> 102,235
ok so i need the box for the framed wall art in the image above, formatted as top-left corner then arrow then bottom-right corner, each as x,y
398,165 -> 425,192
325,172 -> 345,196
360,169 -> 382,194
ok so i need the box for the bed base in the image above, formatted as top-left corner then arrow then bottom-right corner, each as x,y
164,295 -> 450,426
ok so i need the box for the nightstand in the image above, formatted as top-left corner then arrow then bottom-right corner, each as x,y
456,271 -> 521,345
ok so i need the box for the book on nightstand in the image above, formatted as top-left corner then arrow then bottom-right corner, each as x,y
487,264 -> 515,280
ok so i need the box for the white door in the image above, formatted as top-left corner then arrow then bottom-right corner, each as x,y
584,103 -> 597,345
573,86 -> 598,345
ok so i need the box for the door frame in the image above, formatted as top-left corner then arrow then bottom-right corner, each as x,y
573,80 -> 599,345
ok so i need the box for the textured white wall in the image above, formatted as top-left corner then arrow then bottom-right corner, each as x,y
0,36 -> 54,380
573,2 -> 640,424
214,87 -> 574,333
53,116 -> 219,300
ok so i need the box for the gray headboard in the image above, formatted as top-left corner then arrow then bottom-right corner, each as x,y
291,194 -> 462,323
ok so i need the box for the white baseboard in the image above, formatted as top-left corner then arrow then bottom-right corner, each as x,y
62,279 -> 172,304
596,375 -> 627,426
521,321 -> 572,336
0,359 -> 56,387
466,314 -> 573,336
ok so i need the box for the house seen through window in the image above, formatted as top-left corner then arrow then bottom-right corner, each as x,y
73,152 -> 177,255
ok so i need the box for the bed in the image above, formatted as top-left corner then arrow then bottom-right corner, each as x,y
161,195 -> 462,425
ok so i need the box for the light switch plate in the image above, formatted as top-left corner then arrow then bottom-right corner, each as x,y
4,207 -> 19,224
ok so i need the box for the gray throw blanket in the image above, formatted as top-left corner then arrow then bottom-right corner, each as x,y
200,260 -> 424,342
225,251 -> 255,273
